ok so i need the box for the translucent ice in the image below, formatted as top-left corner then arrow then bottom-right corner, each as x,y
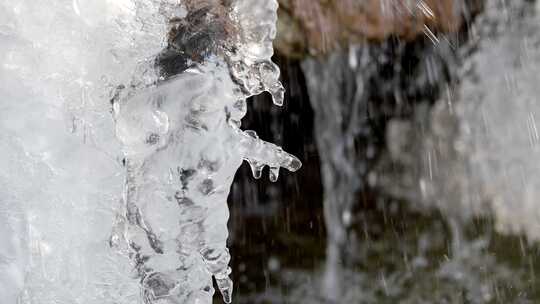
0,0 -> 169,302
113,59 -> 299,304
112,1 -> 300,304
0,0 -> 298,303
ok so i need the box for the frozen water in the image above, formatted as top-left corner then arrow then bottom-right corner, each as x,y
112,58 -> 300,304
0,0 -> 167,302
0,0 -> 299,303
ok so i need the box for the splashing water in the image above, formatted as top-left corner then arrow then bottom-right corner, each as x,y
451,0 -> 540,241
0,0 -> 299,303
375,0 -> 540,244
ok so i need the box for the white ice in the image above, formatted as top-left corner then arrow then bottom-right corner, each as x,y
0,0 -> 298,303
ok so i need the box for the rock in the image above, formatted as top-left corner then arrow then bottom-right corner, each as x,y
276,0 -> 484,58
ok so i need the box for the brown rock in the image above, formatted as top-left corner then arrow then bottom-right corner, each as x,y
276,0 -> 483,58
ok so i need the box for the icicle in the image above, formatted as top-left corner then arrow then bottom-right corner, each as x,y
269,166 -> 280,182
112,1 -> 300,304
247,159 -> 265,179
215,275 -> 233,304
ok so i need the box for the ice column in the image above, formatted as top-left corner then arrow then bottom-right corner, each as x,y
111,1 -> 300,303
0,0 -> 170,303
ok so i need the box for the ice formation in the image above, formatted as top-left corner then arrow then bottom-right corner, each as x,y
0,0 -> 299,303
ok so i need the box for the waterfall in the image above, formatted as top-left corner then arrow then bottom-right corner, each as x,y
302,49 -> 370,300
453,0 -> 540,241
302,36 -> 457,299
0,0 -> 299,303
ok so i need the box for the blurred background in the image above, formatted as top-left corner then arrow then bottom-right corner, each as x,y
222,0 -> 540,303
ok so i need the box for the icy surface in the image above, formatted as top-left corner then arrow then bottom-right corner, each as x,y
0,0 -> 298,303
112,59 -> 299,304
0,1 -> 167,302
